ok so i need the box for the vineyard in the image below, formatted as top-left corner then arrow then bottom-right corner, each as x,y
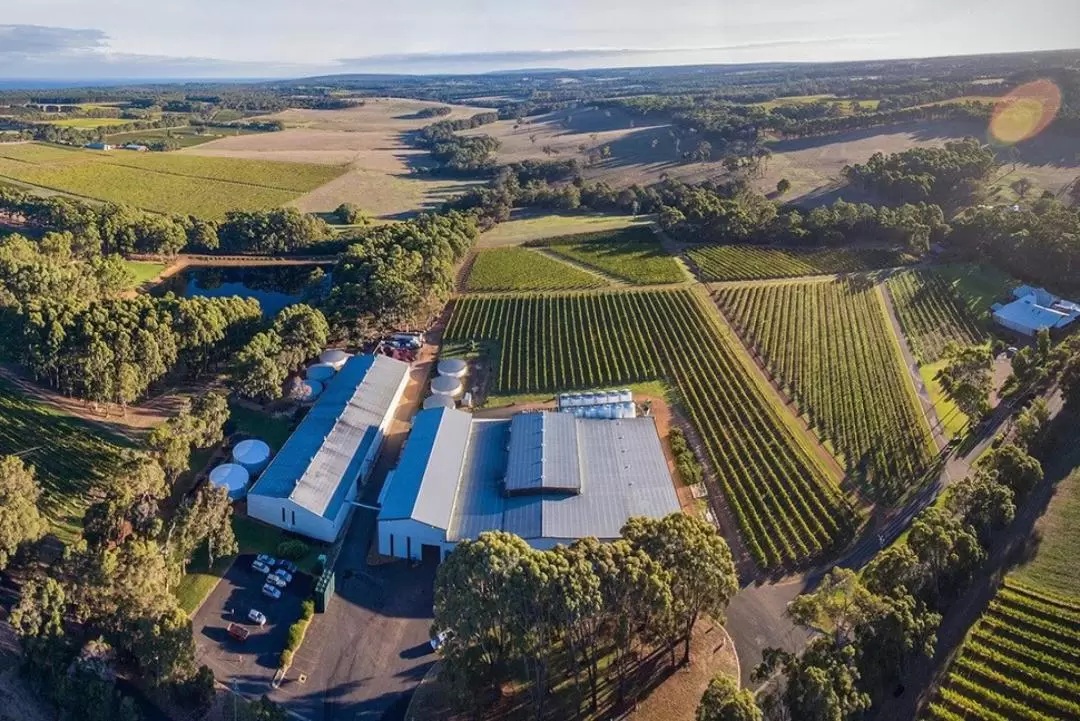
924,580 -> 1080,721
714,279 -> 934,501
886,269 -> 987,363
533,227 -> 687,285
687,244 -> 911,282
465,248 -> 608,292
444,288 -> 859,569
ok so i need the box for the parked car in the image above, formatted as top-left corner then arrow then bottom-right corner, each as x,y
247,609 -> 267,626
227,622 -> 250,642
275,559 -> 298,575
273,569 -> 293,585
265,573 -> 287,589
261,583 -> 282,600
430,630 -> 451,652
256,554 -> 277,567
251,560 -> 272,574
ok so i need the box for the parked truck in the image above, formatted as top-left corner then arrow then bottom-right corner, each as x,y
227,622 -> 250,642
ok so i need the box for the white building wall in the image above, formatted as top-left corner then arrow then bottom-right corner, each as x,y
247,494 -> 338,542
377,518 -> 450,561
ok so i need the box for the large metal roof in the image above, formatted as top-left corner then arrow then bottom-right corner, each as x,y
378,407 -> 472,529
249,354 -> 409,520
504,413 -> 581,495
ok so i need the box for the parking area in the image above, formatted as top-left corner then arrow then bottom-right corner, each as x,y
192,554 -> 311,697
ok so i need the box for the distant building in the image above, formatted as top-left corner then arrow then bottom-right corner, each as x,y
992,285 -> 1079,337
376,408 -> 680,563
84,142 -> 112,151
247,354 -> 410,542
122,144 -> 149,152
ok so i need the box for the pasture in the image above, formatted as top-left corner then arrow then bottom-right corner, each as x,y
0,378 -> 132,543
179,97 -> 492,219
41,117 -> 131,128
465,248 -> 608,292
886,269 -> 987,364
444,288 -> 858,569
688,244 -> 911,282
534,226 -> 687,285
477,212 -> 648,248
714,278 -> 935,501
0,142 -> 344,219
105,125 -> 249,149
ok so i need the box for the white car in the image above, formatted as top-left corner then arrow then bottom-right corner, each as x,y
265,573 -> 287,589
248,609 -> 267,626
256,554 -> 277,567
273,569 -> 293,585
251,560 -> 271,574
261,583 -> 282,600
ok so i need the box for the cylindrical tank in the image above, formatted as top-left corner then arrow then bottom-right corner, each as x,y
437,358 -> 468,379
302,379 -> 324,401
423,394 -> 456,410
430,375 -> 462,398
319,348 -> 352,370
231,438 -> 272,475
209,463 -> 250,500
306,363 -> 336,383
619,389 -> 633,404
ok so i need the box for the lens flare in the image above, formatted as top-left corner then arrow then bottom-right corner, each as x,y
989,79 -> 1061,145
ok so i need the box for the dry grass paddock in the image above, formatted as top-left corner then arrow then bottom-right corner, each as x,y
180,97 -> 493,218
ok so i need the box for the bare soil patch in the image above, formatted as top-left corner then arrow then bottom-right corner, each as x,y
180,98 -> 492,218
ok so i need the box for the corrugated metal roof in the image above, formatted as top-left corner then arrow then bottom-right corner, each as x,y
378,407 -> 471,529
250,354 -> 409,520
446,419 -> 511,541
994,296 -> 1077,336
504,413 -> 581,495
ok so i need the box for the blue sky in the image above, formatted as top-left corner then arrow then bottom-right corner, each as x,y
0,0 -> 1076,79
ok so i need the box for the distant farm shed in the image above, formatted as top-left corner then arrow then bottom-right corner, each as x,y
247,354 -> 410,542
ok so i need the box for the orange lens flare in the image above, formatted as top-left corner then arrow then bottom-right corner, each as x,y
989,79 -> 1061,145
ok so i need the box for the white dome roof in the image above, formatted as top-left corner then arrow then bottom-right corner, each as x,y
306,363 -> 336,382
232,439 -> 271,466
423,394 -> 456,410
430,375 -> 462,397
209,463 -> 249,498
437,358 -> 468,378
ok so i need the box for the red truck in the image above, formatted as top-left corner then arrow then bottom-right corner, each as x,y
227,622 -> 250,642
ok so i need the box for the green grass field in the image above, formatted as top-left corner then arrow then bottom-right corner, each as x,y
105,126 -> 249,149
688,245 -> 912,282
465,248 -> 608,292
122,260 -> 168,287
0,142 -> 345,219
715,279 -> 935,501
536,227 -> 687,285
932,263 -> 1016,323
920,360 -> 970,439
477,213 -> 648,248
0,377 -> 133,543
41,117 -> 131,129
1013,467 -> 1080,598
445,288 -> 857,570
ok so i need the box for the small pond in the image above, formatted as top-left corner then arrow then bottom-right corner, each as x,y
155,265 -> 331,315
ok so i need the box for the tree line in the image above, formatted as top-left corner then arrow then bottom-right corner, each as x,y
432,514 -> 737,719
413,112 -> 501,173
844,138 -> 998,207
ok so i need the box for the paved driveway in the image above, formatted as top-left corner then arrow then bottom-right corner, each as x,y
193,555 -> 310,697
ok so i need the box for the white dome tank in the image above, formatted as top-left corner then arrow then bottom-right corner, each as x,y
430,375 -> 462,398
318,349 -> 352,370
423,394 -> 456,410
306,363 -> 336,383
209,463 -> 250,500
437,357 -> 468,378
232,439 -> 272,475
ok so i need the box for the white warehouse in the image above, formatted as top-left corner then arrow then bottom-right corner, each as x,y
247,354 -> 410,542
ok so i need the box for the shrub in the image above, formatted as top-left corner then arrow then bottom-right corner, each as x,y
300,599 -> 315,621
276,539 -> 309,561
279,649 -> 293,668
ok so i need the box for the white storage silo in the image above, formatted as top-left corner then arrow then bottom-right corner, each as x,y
209,463 -> 250,501
619,389 -> 633,404
319,349 -> 352,370
430,375 -> 462,398
306,363 -> 336,383
423,394 -> 456,410
437,358 -> 468,379
232,438 -> 272,475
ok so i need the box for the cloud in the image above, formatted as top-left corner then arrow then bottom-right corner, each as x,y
0,24 -> 108,56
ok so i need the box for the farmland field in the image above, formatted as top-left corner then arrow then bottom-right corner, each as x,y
535,226 -> 687,285
444,288 -> 859,569
41,117 -> 131,128
105,126 -> 249,149
465,248 -> 608,292
932,263 -> 1016,322
688,244 -> 911,282
714,279 -> 935,500
0,378 -> 132,543
478,212 -> 649,248
886,269 -> 987,363
0,142 -> 345,219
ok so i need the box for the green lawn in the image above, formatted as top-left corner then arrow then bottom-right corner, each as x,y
465,247 -> 608,292
175,515 -> 324,614
228,403 -> 294,450
1012,465 -> 1080,598
919,360 -> 969,439
931,263 -> 1016,323
122,260 -> 168,288
540,226 -> 687,285
0,377 -> 133,543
